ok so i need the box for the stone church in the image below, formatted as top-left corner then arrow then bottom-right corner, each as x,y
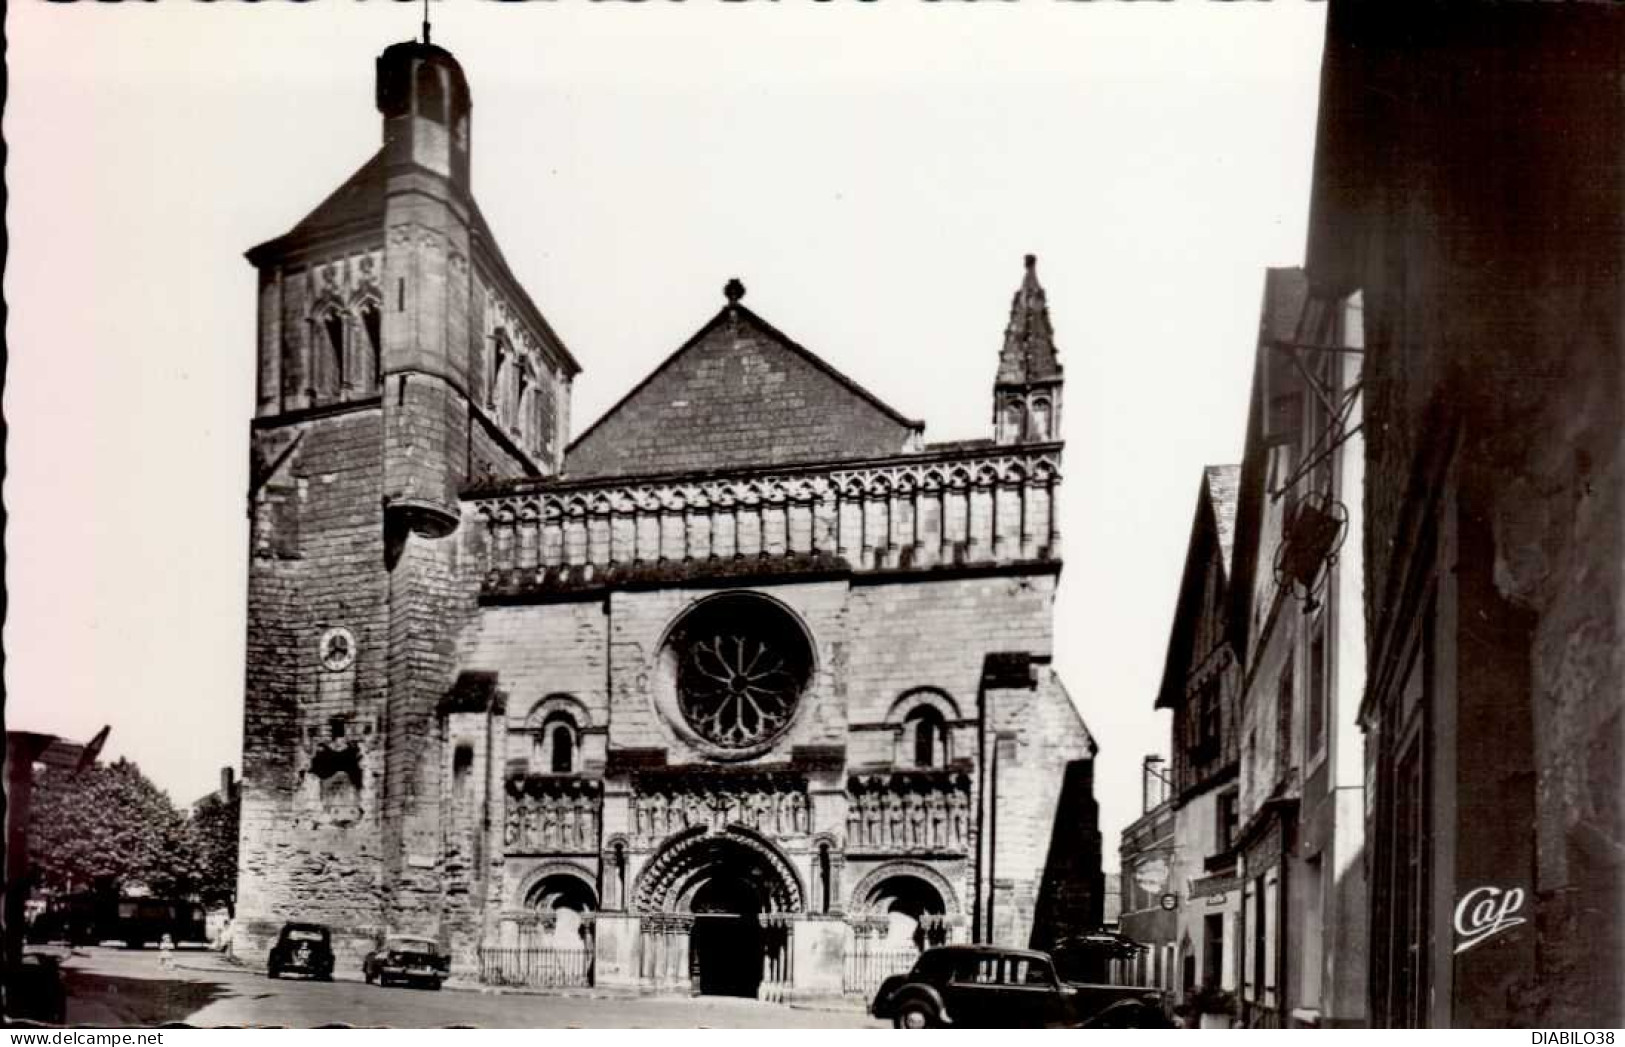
234,37 -> 1103,1001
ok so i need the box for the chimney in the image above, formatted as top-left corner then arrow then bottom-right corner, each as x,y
1142,755 -> 1167,813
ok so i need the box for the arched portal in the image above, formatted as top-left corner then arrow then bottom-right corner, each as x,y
634,828 -> 804,998
689,871 -> 766,997
850,863 -> 961,951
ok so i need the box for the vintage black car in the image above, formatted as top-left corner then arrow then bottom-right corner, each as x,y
870,944 -> 1170,1029
267,922 -> 335,981
362,935 -> 449,989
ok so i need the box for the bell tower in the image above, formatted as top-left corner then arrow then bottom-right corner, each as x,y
376,40 -> 478,541
376,40 -> 472,193
993,255 -> 1064,445
236,35 -> 579,967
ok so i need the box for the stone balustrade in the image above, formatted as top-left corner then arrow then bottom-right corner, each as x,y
470,443 -> 1062,596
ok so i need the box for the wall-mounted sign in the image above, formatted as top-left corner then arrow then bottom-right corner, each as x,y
1453,885 -> 1526,954
1134,857 -> 1170,895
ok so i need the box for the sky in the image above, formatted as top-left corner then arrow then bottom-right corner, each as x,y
4,0 -> 1326,851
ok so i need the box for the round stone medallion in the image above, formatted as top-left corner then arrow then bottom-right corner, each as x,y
319,626 -> 357,672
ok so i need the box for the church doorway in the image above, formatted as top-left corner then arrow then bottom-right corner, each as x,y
689,875 -> 764,997
633,827 -> 806,1000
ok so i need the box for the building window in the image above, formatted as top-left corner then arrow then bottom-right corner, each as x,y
1001,400 -> 1025,442
360,301 -> 382,389
537,712 -> 580,775
658,593 -> 813,754
1251,874 -> 1267,1004
1216,788 -> 1239,854
415,61 -> 447,124
907,706 -> 947,768
550,725 -> 574,774
1190,678 -> 1221,761
1029,397 -> 1052,440
452,743 -> 474,800
817,842 -> 833,913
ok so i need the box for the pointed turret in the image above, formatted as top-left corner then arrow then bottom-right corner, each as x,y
993,255 -> 1064,444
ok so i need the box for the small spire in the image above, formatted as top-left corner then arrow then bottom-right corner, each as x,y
724,278 -> 746,304
996,254 -> 1062,385
422,0 -> 431,45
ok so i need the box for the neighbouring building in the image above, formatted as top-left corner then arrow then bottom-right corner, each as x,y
1304,1 -> 1624,1028
233,37 -> 1104,1003
1152,463 -> 1245,1022
1114,757 -> 1175,992
1224,268 -> 1366,1028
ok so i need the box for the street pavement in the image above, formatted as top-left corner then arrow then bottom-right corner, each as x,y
47,947 -> 885,1029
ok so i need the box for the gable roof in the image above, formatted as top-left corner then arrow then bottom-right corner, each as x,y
565,298 -> 924,480
1226,267 -> 1311,655
1154,464 -> 1241,710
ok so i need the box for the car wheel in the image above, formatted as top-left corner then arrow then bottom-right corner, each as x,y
895,1002 -> 937,1029
267,966 -> 280,980
431,979 -> 443,992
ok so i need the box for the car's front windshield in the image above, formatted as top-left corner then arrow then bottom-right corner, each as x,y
387,938 -> 437,953
285,928 -> 326,943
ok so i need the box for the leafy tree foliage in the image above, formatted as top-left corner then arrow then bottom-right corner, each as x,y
27,757 -> 200,898
189,788 -> 240,914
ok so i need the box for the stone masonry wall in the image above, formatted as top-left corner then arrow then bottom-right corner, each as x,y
238,405 -> 390,966
844,573 -> 1058,727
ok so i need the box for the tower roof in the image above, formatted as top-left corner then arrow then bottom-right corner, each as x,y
996,255 -> 1063,386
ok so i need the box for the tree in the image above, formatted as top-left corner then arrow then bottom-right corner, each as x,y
189,788 -> 239,914
27,757 -> 200,898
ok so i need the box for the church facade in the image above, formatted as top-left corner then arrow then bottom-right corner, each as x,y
234,38 -> 1102,1001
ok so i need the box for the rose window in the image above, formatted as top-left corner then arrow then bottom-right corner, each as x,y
661,594 -> 813,754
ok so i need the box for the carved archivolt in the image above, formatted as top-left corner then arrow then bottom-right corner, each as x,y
632,825 -> 805,915
513,860 -> 599,910
847,860 -> 963,917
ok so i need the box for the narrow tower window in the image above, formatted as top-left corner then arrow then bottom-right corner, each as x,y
551,724 -> 574,774
1030,397 -> 1052,440
360,302 -> 382,389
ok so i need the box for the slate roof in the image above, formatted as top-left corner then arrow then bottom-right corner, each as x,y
243,147 -> 580,376
996,255 -> 1063,386
246,151 -> 388,264
1153,463 -> 1241,710
565,296 -> 924,480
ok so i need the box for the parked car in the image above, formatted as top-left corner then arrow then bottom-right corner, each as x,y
362,935 -> 449,989
870,944 -> 1170,1029
266,922 -> 335,981
5,952 -> 66,1024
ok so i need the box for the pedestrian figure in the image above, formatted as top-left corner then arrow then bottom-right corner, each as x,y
159,933 -> 175,970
